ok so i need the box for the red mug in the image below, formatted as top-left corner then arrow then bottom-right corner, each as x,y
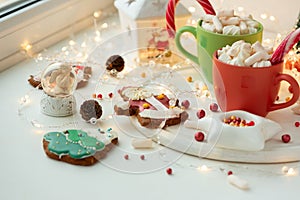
212,52 -> 300,117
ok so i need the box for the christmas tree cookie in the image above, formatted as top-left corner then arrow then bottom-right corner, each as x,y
43,129 -> 118,166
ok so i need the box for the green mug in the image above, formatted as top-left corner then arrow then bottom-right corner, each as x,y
175,20 -> 263,83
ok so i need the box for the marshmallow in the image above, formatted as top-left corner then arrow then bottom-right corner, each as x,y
244,51 -> 271,66
218,53 -> 232,63
201,14 -> 215,22
131,138 -> 153,149
200,9 -> 259,35
217,9 -> 234,17
252,60 -> 272,67
202,22 -> 216,32
220,17 -> 240,26
223,25 -> 241,35
217,40 -> 272,67
227,175 -> 249,190
212,16 -> 223,33
239,21 -> 248,34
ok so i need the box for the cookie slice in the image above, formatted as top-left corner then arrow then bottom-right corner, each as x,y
43,129 -> 118,166
114,87 -> 188,128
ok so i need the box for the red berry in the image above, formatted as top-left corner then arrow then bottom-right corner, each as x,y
124,154 -> 129,160
194,132 -> 205,142
227,171 -> 233,176
196,109 -> 206,119
209,103 -> 218,112
247,121 -> 255,126
140,155 -> 145,160
295,122 -> 300,127
166,168 -> 172,175
181,100 -> 190,109
281,134 -> 291,143
97,94 -> 103,99
108,92 -> 113,98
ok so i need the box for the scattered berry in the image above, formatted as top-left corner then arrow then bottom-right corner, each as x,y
181,100 -> 190,109
194,132 -> 205,142
227,171 -> 233,176
166,168 -> 173,175
246,121 -> 255,126
295,121 -> 300,127
196,109 -> 206,119
281,134 -> 291,143
209,103 -> 218,112
124,154 -> 129,160
108,92 -> 113,98
140,155 -> 145,160
97,94 -> 103,99
186,76 -> 193,82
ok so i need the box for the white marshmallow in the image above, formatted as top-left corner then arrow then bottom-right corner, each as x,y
217,9 -> 234,17
244,51 -> 271,66
252,41 -> 265,52
202,22 -> 216,32
223,25 -> 241,35
131,138 -> 153,149
220,17 -> 240,26
202,14 -> 214,22
239,21 -> 248,34
218,53 -> 232,63
252,60 -> 272,67
227,175 -> 249,190
212,16 -> 223,33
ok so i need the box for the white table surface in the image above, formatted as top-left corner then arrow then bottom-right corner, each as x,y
1,14 -> 300,200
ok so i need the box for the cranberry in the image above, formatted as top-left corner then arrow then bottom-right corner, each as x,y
124,154 -> 129,160
140,155 -> 145,160
281,134 -> 291,143
166,168 -> 173,175
295,121 -> 300,127
209,103 -> 218,112
247,121 -> 255,126
108,92 -> 113,98
194,132 -> 205,142
97,94 -> 103,99
196,109 -> 206,119
181,100 -> 190,109
227,171 -> 233,176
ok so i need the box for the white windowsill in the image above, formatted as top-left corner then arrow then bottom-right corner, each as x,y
0,0 -> 114,72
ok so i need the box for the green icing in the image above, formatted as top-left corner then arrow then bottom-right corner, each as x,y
44,130 -> 105,159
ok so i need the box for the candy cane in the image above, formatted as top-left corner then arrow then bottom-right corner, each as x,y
166,0 -> 216,37
271,28 -> 300,64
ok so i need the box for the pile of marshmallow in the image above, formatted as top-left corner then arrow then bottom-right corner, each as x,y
201,10 -> 259,35
217,40 -> 273,67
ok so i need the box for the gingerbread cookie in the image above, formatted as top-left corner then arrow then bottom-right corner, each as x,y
43,129 -> 118,166
114,87 -> 188,128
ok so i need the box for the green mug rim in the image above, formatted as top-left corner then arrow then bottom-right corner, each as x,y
198,19 -> 263,37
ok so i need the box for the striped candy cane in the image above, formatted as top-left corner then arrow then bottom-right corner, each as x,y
166,0 -> 216,37
271,28 -> 300,64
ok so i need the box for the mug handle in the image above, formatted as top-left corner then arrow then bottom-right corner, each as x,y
268,73 -> 300,112
175,26 -> 199,64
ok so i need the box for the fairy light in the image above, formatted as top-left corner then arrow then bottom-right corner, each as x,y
197,165 -> 211,172
269,15 -> 276,21
260,13 -> 268,20
68,40 -> 76,46
101,23 -> 108,29
93,11 -> 102,18
188,6 -> 196,13
237,6 -> 244,12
